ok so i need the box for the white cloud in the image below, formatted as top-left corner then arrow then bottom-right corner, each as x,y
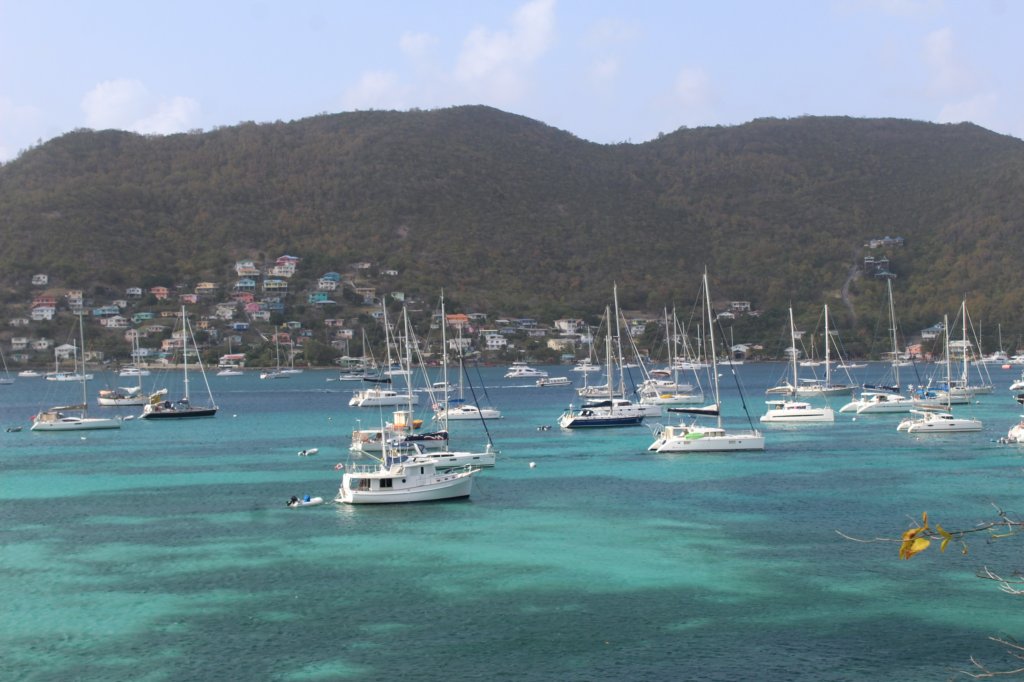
81,79 -> 199,134
341,70 -> 407,110
400,31 -> 438,59
135,97 -> 201,135
583,18 -> 639,48
937,92 -> 999,125
674,67 -> 712,110
454,0 -> 555,101
923,27 -> 976,96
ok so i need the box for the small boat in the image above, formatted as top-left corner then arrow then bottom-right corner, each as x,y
536,376 -> 572,387
286,495 -> 324,508
217,368 -> 244,376
17,369 -> 42,378
297,448 -> 319,457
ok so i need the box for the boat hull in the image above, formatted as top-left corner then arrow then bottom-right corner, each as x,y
31,417 -> 120,431
337,470 -> 475,504
140,407 -> 218,419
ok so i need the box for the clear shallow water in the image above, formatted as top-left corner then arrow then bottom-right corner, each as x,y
3,363 -> 1024,680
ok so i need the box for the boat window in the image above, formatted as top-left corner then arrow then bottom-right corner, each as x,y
351,478 -> 370,491
379,478 -> 393,488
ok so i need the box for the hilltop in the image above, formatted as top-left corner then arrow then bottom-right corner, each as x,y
1,106 -> 1023,353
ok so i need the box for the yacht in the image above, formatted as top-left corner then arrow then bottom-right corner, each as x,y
760,399 -> 834,423
504,361 -> 548,379
335,458 -> 478,504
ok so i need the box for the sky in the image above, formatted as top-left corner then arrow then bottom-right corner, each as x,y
1,0 -> 1022,163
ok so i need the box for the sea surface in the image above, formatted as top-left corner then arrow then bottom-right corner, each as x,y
3,362 -> 1024,681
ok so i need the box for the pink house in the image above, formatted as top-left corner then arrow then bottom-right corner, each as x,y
150,286 -> 170,300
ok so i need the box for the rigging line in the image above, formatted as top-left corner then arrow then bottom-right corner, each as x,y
460,350 -> 494,447
710,312 -> 759,431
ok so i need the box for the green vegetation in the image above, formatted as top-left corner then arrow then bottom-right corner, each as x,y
2,106 -> 1023,351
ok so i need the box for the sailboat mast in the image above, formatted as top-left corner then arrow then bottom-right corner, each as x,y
961,299 -> 969,386
788,307 -> 797,390
78,313 -> 87,409
887,279 -> 899,388
945,313 -> 953,410
604,306 -> 613,401
613,284 -> 625,398
182,306 -> 190,401
704,270 -> 722,428
441,294 -> 448,407
824,304 -> 832,386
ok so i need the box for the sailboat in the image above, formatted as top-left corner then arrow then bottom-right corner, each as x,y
558,298 -> 648,429
31,315 -> 120,431
638,308 -> 704,406
0,347 -> 12,385
791,305 -> 858,397
349,304 -> 419,407
839,280 -> 922,414
98,334 -> 154,406
647,270 -> 765,452
897,313 -> 982,433
760,308 -> 834,423
433,314 -> 501,421
260,332 -> 290,379
140,307 -> 218,419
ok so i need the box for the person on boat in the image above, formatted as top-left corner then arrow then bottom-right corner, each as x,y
287,496 -> 299,507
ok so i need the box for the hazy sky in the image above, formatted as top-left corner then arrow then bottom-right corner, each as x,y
1,0 -> 1021,162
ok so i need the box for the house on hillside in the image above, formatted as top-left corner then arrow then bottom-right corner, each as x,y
150,286 -> 170,301
235,260 -> 261,277
31,306 -> 55,321
31,274 -> 48,286
126,287 -> 143,299
262,279 -> 288,292
32,295 -> 57,309
195,282 -> 219,296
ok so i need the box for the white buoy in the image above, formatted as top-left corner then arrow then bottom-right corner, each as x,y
529,462 -> 536,468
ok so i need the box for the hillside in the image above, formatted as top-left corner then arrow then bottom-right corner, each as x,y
1,106 -> 1023,344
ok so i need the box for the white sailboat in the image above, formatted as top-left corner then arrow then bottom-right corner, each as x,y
839,280 -> 918,414
648,271 -> 765,453
792,305 -> 859,397
31,315 -> 120,431
140,307 -> 218,419
898,314 -> 982,433
0,347 -> 12,385
349,304 -> 419,407
760,308 -> 834,423
98,334 -> 153,406
260,332 -> 290,379
433,317 -> 501,421
638,308 -> 704,406
559,289 -> 653,428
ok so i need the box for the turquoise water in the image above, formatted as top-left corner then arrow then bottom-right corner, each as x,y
3,364 -> 1024,680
